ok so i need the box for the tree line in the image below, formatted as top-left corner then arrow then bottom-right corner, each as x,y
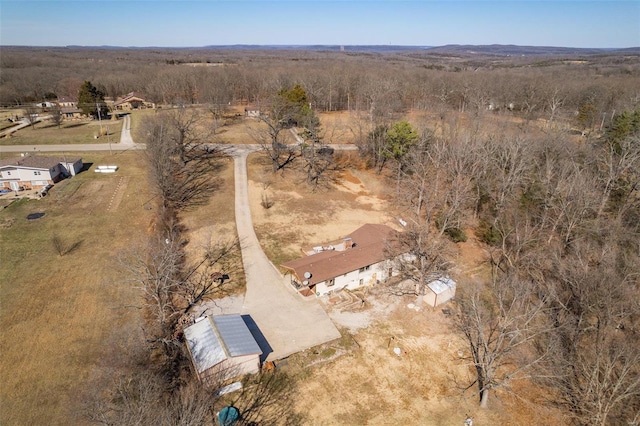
2,46 -> 639,135
363,108 -> 640,424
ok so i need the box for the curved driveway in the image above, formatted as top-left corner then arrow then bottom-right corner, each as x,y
233,151 -> 340,361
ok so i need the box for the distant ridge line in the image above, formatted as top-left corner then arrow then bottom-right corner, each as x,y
1,44 -> 638,55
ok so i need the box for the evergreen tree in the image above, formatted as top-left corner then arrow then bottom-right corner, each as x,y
77,81 -> 107,118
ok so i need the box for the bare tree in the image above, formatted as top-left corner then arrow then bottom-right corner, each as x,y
247,96 -> 299,173
226,371 -> 305,425
297,113 -> 346,190
546,87 -> 565,129
84,372 -> 219,426
390,223 -> 453,303
454,274 -> 552,408
142,114 -> 223,223
24,104 -> 39,129
49,104 -> 63,128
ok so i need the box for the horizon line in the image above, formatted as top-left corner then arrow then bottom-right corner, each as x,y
1,44 -> 639,50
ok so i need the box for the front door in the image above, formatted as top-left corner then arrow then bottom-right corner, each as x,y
9,182 -> 19,191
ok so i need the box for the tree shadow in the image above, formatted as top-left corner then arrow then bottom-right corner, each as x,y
63,122 -> 89,129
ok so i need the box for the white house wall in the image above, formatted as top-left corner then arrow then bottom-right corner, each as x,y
315,260 -> 397,296
0,167 -> 55,187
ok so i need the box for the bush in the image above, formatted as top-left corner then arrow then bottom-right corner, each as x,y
444,227 -> 468,243
477,220 -> 502,246
261,192 -> 274,209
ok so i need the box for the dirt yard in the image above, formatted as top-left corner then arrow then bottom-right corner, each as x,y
241,148 -> 566,424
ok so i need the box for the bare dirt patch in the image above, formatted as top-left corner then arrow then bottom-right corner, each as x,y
282,288 -> 565,425
247,155 -> 393,265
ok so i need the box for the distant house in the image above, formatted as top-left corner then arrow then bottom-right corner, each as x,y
56,97 -> 78,108
113,92 -> 154,110
281,224 -> 401,297
244,106 -> 261,117
425,277 -> 457,307
0,156 -> 82,190
184,315 -> 263,384
60,106 -> 82,118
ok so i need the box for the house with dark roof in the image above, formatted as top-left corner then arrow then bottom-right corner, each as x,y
0,155 -> 82,191
184,315 -> 263,384
281,224 -> 402,297
60,106 -> 83,118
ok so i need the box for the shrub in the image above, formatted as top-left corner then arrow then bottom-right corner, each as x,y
444,227 -> 468,243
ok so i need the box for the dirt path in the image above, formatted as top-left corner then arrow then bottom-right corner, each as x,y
233,151 -> 341,361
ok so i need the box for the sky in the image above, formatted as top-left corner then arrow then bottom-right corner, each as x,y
1,1 -> 638,48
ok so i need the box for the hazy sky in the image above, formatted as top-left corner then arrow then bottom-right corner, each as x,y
1,1 -> 638,48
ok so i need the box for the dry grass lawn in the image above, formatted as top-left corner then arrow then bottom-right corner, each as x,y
0,151 -> 153,425
179,155 -> 246,295
1,119 -> 122,145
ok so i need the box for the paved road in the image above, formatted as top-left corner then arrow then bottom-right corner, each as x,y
234,151 -> 341,361
0,114 -> 145,153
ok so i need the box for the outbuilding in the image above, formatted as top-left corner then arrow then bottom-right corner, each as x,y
424,277 -> 457,307
184,315 -> 262,385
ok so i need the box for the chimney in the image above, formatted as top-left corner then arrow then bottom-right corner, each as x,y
344,238 -> 353,249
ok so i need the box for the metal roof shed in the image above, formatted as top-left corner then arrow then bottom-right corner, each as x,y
425,277 -> 457,308
184,315 -> 262,385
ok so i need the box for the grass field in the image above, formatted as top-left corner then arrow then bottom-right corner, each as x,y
1,119 -> 123,145
0,151 -> 153,425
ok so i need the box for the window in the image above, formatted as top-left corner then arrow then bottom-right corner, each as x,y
6,171 -> 10,176
359,265 -> 371,273
34,171 -> 41,176
327,279 -> 335,287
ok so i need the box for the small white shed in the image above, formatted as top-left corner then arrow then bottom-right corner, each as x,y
184,315 -> 262,385
425,277 -> 457,308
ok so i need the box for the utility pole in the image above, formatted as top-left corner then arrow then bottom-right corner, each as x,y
96,102 -> 103,135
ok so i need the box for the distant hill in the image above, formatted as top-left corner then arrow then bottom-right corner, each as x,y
425,44 -> 640,56
199,44 -> 640,55
201,45 -> 434,53
27,43 -> 633,56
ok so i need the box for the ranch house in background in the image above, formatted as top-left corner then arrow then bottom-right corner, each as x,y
56,96 -> 78,108
60,107 -> 83,118
113,92 -> 155,110
0,155 -> 83,191
281,223 -> 402,297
